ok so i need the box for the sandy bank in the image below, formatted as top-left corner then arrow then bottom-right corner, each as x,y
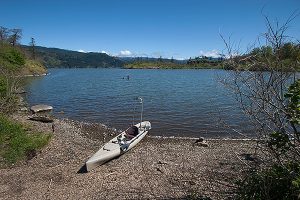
0,114 -> 258,199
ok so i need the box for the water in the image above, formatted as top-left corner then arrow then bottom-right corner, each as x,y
24,68 -> 253,138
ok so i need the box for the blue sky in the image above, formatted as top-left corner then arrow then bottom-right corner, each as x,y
1,0 -> 299,59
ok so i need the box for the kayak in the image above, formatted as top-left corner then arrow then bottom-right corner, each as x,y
85,121 -> 151,172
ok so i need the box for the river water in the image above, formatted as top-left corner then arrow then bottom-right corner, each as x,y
24,68 -> 253,138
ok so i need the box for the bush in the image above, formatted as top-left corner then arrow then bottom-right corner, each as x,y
0,75 -> 18,114
0,43 -> 25,71
0,96 -> 18,114
0,43 -> 27,114
0,115 -> 51,165
236,163 -> 300,200
0,76 -> 7,97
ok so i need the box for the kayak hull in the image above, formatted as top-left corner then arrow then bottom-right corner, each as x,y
86,121 -> 151,172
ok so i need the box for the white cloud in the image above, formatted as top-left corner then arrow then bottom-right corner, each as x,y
199,49 -> 220,58
78,49 -> 86,53
176,57 -> 186,60
100,50 -> 108,54
119,50 -> 132,56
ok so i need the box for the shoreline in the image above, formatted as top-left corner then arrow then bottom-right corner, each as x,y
0,113 -> 258,199
21,73 -> 48,77
148,135 -> 256,141
16,73 -> 48,78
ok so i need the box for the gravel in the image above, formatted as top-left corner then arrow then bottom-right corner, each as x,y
0,114 -> 258,200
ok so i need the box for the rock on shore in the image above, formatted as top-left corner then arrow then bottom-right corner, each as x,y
30,104 -> 53,113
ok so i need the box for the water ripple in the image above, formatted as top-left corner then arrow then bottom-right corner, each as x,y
24,68 -> 254,138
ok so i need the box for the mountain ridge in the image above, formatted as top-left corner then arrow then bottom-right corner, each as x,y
22,45 -> 124,68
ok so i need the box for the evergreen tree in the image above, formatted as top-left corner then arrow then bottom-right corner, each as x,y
29,37 -> 36,59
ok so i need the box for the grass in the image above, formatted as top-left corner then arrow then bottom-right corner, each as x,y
22,59 -> 47,75
0,115 -> 51,166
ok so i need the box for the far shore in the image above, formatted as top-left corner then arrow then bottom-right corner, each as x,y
0,113 -> 259,199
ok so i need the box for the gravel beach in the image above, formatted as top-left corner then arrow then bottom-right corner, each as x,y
0,114 -> 257,200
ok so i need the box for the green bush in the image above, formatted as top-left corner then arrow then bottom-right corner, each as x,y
0,115 -> 51,165
0,44 -> 25,71
236,163 -> 300,200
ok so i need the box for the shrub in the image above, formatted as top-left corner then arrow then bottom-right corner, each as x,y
0,75 -> 18,114
0,115 -> 52,165
0,43 -> 25,71
236,163 -> 300,200
0,76 -> 7,97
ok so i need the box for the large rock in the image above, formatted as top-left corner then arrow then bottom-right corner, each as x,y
30,104 -> 53,113
195,137 -> 204,143
196,142 -> 209,147
194,137 -> 209,147
28,116 -> 54,123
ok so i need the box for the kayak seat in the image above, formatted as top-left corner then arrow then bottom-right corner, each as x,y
125,126 -> 139,140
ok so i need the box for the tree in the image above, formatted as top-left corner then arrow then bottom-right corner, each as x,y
0,26 -> 8,43
222,13 -> 300,158
9,29 -> 22,46
158,56 -> 163,62
29,37 -> 36,59
220,12 -> 300,199
171,56 -> 174,63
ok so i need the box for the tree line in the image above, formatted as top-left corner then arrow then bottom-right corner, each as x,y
222,42 -> 300,71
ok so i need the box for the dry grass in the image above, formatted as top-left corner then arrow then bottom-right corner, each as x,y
21,60 -> 47,76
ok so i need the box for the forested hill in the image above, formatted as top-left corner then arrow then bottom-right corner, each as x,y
22,45 -> 124,68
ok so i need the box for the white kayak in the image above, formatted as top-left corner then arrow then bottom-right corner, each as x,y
85,121 -> 151,172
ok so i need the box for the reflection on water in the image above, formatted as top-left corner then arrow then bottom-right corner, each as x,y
24,68 -> 253,138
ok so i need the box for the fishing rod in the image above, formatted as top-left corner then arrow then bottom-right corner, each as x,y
138,97 -> 143,130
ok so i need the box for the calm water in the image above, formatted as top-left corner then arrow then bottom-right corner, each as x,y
24,68 -> 253,138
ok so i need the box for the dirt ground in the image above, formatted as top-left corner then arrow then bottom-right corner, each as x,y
0,114 -> 258,200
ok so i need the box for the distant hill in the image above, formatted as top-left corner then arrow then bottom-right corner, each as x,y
123,56 -> 224,69
118,56 -> 187,64
22,45 -> 124,68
